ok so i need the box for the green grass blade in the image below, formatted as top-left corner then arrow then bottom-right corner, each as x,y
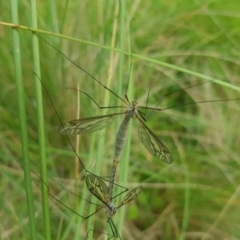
178,157 -> 191,240
30,0 -> 51,239
10,0 -> 37,239
115,0 -> 129,236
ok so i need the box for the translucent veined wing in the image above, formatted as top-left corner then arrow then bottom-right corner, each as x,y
85,174 -> 111,207
137,116 -> 173,164
86,175 -> 142,209
116,186 -> 142,209
58,112 -> 124,135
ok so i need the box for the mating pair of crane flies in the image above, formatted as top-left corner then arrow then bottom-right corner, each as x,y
57,89 -> 173,204
37,40 -> 142,239
50,38 -> 173,217
38,33 -> 239,239
37,72 -> 135,239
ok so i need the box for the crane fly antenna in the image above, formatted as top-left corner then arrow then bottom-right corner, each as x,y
152,80 -> 213,111
66,87 -> 126,110
161,97 -> 240,111
140,79 -> 237,119
164,79 -> 213,98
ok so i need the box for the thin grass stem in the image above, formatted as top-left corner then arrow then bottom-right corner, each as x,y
178,160 -> 191,240
30,0 -> 51,239
10,0 -> 37,239
85,2 -> 117,237
115,0 -> 129,236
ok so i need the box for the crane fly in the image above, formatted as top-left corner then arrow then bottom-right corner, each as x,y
85,174 -> 142,239
58,95 -> 173,164
36,33 -> 172,165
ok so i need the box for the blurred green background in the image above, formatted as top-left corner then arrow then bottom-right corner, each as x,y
1,0 -> 240,239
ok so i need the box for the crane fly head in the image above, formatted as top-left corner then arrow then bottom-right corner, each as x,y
132,99 -> 138,106
126,99 -> 138,118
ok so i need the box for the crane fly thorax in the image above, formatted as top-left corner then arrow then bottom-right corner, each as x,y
125,100 -> 138,118
105,202 -> 116,217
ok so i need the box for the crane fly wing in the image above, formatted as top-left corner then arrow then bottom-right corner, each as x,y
137,117 -> 173,164
58,113 -> 123,135
85,174 -> 110,206
116,186 -> 142,209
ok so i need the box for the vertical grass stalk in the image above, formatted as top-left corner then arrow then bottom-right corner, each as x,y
10,0 -> 37,239
30,0 -> 51,239
178,161 -> 191,240
115,0 -> 132,236
86,2 -> 117,238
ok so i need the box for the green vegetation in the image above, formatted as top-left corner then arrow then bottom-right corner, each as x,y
1,0 -> 240,239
